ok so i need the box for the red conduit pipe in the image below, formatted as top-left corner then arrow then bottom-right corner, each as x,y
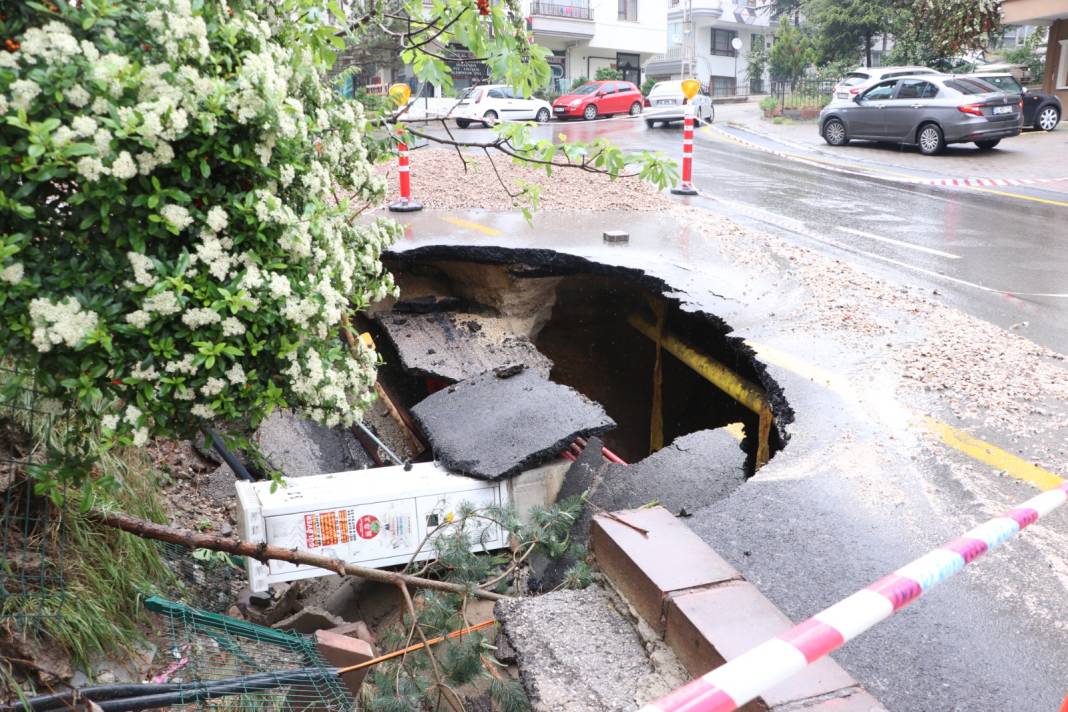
561,438 -> 628,465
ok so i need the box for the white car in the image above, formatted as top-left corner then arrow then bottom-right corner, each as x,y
644,80 -> 714,127
833,66 -> 939,100
452,85 -> 553,128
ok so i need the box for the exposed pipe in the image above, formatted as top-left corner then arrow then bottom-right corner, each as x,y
352,420 -> 408,469
202,426 -> 254,481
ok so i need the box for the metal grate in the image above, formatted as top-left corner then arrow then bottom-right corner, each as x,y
149,597 -> 352,712
0,367 -> 65,628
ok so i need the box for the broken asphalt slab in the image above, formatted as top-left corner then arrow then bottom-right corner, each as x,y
495,586 -> 680,711
410,366 -> 615,481
375,310 -> 552,383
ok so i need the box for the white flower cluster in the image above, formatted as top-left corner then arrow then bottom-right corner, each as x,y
127,252 -> 157,287
29,297 -> 99,352
161,204 -> 193,232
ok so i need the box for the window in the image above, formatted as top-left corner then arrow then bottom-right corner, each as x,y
862,81 -> 896,101
709,75 -> 736,96
983,75 -> 1024,94
711,29 -> 737,56
1058,39 -> 1068,90
945,78 -> 997,95
617,0 -> 637,21
487,87 -> 508,99
895,80 -> 938,100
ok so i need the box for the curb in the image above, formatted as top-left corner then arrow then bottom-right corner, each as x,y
590,507 -> 888,712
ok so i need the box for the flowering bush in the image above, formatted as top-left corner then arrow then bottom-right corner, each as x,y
0,1 -> 399,488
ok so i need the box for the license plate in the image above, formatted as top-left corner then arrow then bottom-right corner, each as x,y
554,107 -> 565,112
836,92 -> 849,99
992,105 -> 1013,115
656,99 -> 676,105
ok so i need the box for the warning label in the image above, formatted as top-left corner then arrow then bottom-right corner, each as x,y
356,514 -> 381,539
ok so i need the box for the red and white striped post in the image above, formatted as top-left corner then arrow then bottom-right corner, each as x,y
671,78 -> 701,197
387,83 -> 422,213
639,477 -> 1068,712
389,123 -> 422,213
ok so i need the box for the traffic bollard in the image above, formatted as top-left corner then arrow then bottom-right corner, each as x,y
388,124 -> 422,213
671,79 -> 700,196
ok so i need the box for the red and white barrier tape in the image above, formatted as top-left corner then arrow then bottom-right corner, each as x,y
640,479 -> 1068,712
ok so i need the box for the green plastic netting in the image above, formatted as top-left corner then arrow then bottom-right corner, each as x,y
147,596 -> 352,712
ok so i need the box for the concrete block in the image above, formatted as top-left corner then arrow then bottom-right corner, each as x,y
272,605 -> 346,634
590,506 -> 740,633
314,629 -> 374,697
664,581 -> 857,709
328,620 -> 377,651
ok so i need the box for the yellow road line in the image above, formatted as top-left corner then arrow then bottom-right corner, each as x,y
922,417 -> 1064,491
439,215 -> 503,236
746,339 -> 1064,490
703,125 -> 1068,208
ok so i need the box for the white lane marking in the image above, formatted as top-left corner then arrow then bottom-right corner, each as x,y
837,226 -> 962,260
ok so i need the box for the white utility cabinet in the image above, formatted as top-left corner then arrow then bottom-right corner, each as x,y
236,460 -> 565,592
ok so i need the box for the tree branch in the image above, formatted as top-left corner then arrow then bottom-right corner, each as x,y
92,510 -> 510,602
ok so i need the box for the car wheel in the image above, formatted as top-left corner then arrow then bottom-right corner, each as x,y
975,139 -> 1000,151
535,108 -> 550,123
822,118 -> 848,146
645,119 -> 656,128
1037,105 -> 1060,131
917,123 -> 945,155
455,119 -> 471,129
583,104 -> 597,121
482,110 -> 498,128
629,101 -> 642,116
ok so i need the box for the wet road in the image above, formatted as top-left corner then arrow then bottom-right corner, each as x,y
423,116 -> 1068,354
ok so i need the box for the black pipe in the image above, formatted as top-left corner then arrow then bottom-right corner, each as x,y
2,668 -> 335,712
202,426 -> 254,481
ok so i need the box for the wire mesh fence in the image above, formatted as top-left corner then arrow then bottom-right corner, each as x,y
0,366 -> 65,629
148,597 -> 352,712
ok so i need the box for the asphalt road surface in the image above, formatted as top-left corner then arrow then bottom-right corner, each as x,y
424,115 -> 1068,354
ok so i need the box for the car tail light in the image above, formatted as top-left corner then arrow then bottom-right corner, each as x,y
957,103 -> 984,116
849,87 -> 860,95
644,98 -> 650,107
1018,99 -> 1024,111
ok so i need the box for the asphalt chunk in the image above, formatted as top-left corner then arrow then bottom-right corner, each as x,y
375,311 -> 553,383
410,367 -> 615,481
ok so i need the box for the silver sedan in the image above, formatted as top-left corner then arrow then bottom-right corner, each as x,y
644,80 -> 714,128
818,75 -> 1022,155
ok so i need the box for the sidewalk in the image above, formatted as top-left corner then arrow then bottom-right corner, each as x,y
713,100 -> 1068,190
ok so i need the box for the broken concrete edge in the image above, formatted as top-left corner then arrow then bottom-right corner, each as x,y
384,244 -> 795,444
314,629 -> 374,697
589,507 -> 889,712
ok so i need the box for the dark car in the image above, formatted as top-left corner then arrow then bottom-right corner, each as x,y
551,80 -> 644,121
819,75 -> 1023,155
964,73 -> 1061,131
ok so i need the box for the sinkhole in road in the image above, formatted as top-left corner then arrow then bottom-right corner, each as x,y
368,247 -> 792,472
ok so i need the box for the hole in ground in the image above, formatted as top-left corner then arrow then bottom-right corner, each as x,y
369,247 -> 792,473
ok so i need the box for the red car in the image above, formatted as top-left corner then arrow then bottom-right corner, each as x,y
552,80 -> 645,120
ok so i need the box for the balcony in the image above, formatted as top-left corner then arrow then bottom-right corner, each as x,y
531,0 -> 592,20
529,0 -> 595,39
667,0 -> 724,21
644,45 -> 686,75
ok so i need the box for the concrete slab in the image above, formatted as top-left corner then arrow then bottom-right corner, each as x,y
206,410 -> 374,502
375,310 -> 552,382
410,366 -> 615,481
494,586 -> 673,711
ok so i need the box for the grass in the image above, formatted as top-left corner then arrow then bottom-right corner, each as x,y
1,368 -> 174,675
2,447 -> 174,670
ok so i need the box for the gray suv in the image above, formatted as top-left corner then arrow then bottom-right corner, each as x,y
819,75 -> 1023,155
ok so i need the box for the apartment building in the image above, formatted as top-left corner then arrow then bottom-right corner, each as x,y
643,0 -> 771,96
528,0 -> 668,91
1002,0 -> 1068,103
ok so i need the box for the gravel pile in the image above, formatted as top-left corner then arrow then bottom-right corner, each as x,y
377,148 -> 672,212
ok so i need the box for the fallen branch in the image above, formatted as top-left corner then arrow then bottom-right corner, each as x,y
92,510 -> 510,602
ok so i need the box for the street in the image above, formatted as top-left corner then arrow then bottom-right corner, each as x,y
422,114 -> 1068,353
399,110 -> 1068,710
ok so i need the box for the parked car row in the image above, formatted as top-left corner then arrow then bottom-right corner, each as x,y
450,80 -> 715,129
820,66 -> 1061,155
